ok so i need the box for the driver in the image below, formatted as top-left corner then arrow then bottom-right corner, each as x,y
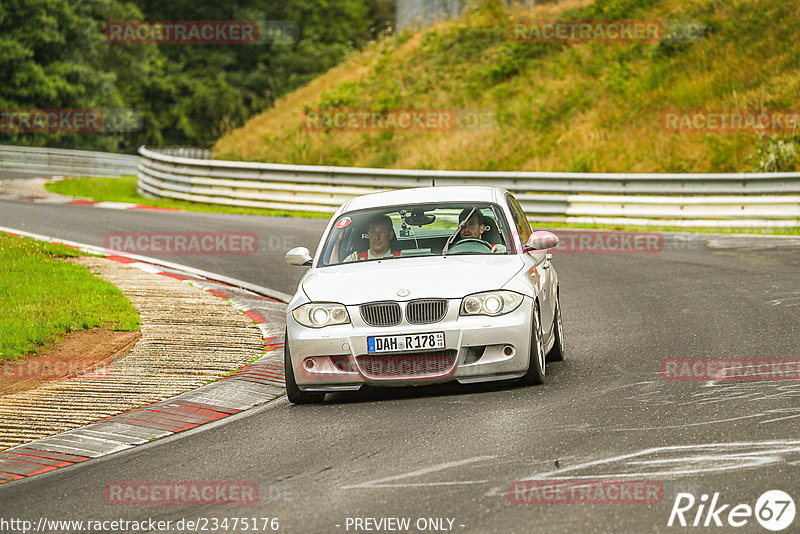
458,208 -> 507,254
343,215 -> 402,262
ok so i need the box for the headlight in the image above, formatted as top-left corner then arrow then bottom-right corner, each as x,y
292,303 -> 350,328
460,291 -> 524,317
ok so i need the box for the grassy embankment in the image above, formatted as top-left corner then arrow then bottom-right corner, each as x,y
0,234 -> 139,362
214,0 -> 800,173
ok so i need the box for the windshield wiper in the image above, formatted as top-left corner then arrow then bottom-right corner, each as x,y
442,207 -> 476,256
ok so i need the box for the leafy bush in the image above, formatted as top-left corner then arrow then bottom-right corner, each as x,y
318,82 -> 361,109
486,42 -> 555,84
752,136 -> 800,172
568,0 -> 663,20
654,19 -> 711,57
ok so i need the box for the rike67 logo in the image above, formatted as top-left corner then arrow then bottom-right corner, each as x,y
668,490 -> 796,531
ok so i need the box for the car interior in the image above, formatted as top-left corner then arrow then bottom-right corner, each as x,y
324,206 -> 509,265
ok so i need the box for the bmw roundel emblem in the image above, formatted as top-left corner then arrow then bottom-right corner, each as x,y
397,289 -> 410,297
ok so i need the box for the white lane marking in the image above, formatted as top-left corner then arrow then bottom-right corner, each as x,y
342,455 -> 496,489
487,440 -> 800,497
93,201 -> 138,209
629,381 -> 800,407
257,324 -> 273,336
128,262 -> 163,274
586,413 -> 768,431
760,412 -> 800,424
524,413 -> 772,433
32,197 -> 73,204
521,440 -> 800,481
769,296 -> 800,305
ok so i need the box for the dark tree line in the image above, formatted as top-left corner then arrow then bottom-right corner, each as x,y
0,0 -> 395,152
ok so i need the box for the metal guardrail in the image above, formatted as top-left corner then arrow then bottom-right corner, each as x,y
0,144 -> 796,227
138,146 -> 800,227
0,144 -> 138,177
149,147 -> 212,160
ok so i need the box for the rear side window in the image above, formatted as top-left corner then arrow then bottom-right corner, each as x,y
506,195 -> 532,246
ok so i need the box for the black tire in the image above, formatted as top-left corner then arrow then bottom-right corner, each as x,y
520,301 -> 546,385
284,330 -> 324,404
547,292 -> 565,362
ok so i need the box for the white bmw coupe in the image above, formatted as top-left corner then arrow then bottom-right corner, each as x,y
283,186 -> 564,403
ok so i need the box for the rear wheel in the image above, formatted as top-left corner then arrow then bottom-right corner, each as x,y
547,292 -> 565,362
284,330 -> 324,404
520,302 -> 546,385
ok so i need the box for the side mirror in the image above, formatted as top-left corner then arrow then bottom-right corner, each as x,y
285,246 -> 313,266
524,231 -> 559,252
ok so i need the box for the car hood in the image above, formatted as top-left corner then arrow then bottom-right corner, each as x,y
302,255 -> 526,305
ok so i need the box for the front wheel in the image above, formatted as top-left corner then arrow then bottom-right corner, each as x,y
520,302 -> 546,385
284,330 -> 325,404
547,292 -> 565,362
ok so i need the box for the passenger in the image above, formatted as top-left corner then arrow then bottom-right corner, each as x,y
343,215 -> 402,262
457,208 -> 507,253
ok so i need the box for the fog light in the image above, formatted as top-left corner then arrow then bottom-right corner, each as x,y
303,358 -> 316,370
503,345 -> 514,356
330,356 -> 353,372
464,346 -> 486,364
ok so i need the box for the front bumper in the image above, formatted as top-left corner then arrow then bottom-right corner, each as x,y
286,298 -> 534,392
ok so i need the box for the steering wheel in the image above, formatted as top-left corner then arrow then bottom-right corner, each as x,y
448,238 -> 492,254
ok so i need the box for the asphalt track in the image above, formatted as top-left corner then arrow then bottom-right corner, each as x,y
1,196 -> 800,533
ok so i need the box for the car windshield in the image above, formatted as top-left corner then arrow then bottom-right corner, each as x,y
319,203 -> 512,266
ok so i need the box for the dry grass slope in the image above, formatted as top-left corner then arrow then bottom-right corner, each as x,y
214,0 -> 800,173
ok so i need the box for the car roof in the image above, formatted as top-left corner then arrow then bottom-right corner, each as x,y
339,186 -> 510,213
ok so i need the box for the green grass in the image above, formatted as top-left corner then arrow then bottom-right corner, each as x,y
45,176 -> 330,219
0,234 -> 140,362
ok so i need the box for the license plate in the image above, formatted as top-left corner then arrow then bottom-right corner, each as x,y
367,332 -> 445,353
